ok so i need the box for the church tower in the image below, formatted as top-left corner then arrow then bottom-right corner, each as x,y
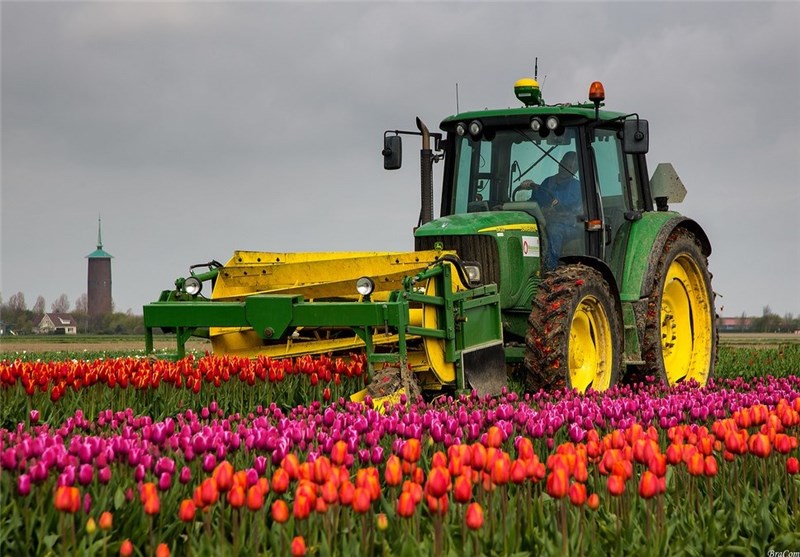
86,217 -> 113,322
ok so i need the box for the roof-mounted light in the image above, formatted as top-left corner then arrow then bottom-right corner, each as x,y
514,78 -> 543,107
546,116 -> 560,131
468,120 -> 483,138
530,117 -> 544,132
455,122 -> 467,136
589,81 -> 605,104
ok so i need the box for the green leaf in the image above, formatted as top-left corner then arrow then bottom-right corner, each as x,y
43,534 -> 59,549
114,486 -> 125,510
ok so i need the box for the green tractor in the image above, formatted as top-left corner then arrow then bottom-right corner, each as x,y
144,78 -> 716,397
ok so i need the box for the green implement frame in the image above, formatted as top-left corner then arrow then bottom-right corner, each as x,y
143,262 -> 504,391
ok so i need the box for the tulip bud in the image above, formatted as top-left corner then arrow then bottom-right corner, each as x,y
787,457 -> 799,475
376,512 -> 389,531
156,543 -> 170,557
99,511 -> 113,530
271,499 -> 289,523
86,517 -> 97,535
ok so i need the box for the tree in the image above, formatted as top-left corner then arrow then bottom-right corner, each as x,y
74,294 -> 88,313
51,294 -> 70,313
32,296 -> 46,317
7,292 -> 26,312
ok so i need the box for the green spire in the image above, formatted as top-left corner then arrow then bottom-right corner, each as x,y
86,215 -> 113,259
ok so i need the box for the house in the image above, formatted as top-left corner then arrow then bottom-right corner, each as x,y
0,321 -> 15,336
718,316 -> 754,332
36,313 -> 78,335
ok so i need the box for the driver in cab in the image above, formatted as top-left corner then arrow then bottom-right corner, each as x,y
518,151 -> 583,268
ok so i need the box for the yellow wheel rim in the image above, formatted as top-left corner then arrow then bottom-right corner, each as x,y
660,254 -> 712,385
569,295 -> 613,393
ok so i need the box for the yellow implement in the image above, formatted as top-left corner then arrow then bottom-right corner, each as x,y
209,250 -> 454,364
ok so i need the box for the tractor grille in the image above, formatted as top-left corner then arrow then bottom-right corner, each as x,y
415,234 -> 500,287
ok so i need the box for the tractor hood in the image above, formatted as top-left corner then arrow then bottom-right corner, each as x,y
415,211 -> 537,238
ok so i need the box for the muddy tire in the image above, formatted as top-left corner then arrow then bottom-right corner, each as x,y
641,228 -> 717,386
525,264 -> 621,392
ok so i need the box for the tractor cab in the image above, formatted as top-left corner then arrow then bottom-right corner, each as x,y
436,80 -> 653,276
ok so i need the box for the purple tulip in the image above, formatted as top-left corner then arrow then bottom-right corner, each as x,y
17,474 -> 31,496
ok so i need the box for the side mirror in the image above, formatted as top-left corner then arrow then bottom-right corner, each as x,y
383,135 -> 402,170
623,119 -> 649,154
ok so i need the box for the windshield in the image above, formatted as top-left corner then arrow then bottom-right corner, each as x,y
451,127 -> 583,214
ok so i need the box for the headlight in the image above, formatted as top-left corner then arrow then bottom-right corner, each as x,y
356,276 -> 375,297
530,117 -> 543,132
468,120 -> 483,137
455,122 -> 467,136
546,116 -> 560,130
463,264 -> 482,286
184,276 -> 202,296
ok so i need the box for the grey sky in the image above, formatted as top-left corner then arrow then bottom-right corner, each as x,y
2,1 -> 799,318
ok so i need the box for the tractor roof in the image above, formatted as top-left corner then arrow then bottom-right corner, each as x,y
440,104 -> 627,131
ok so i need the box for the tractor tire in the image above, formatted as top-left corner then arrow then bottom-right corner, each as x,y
640,228 -> 717,386
525,264 -> 621,393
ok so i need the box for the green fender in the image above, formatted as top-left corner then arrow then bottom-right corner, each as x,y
617,212 -> 712,303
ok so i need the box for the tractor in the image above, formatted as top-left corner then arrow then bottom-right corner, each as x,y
143,78 -> 717,399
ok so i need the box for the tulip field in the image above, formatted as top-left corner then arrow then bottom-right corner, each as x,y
1,342 -> 799,556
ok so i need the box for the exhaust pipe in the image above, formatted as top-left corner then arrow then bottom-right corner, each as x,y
416,117 -> 434,226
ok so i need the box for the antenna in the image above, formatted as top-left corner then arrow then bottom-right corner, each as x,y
534,57 -> 538,81
455,82 -> 460,113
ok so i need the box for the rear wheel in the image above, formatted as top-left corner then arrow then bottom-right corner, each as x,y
525,264 -> 621,393
641,228 -> 717,386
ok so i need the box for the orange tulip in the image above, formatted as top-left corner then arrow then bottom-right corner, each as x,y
425,466 -> 451,499
271,499 -> 289,523
486,425 -> 504,448
321,480 -> 339,504
139,482 -> 157,504
143,492 -> 160,516
331,440 -> 349,466
587,493 -> 600,511
490,456 -> 511,486
199,478 -> 219,507
686,452 -> 705,476
54,486 -> 81,513
213,461 -> 234,492
704,456 -> 719,477
339,480 -> 355,506
385,455 -> 403,486
748,433 -> 772,458
568,482 -> 587,506
290,536 -> 306,557
638,470 -> 659,499
510,460 -> 527,484
293,493 -> 313,520
607,474 -> 625,497
454,474 -> 472,503
465,502 -> 484,530
227,485 -> 245,508
272,468 -> 290,494
156,543 -> 170,557
99,511 -> 113,531
401,439 -> 421,463
178,499 -> 196,522
402,480 -> 423,504
426,494 -> 448,516
546,468 -> 569,499
396,491 -> 416,518
282,454 -> 301,480
352,487 -> 372,513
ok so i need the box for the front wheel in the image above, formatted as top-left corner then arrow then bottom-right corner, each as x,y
525,264 -> 621,393
641,228 -> 717,386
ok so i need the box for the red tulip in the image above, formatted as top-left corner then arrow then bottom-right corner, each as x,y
291,536 -> 306,557
453,474 -> 472,503
638,471 -> 659,499
465,502 -> 484,530
569,482 -> 587,506
704,456 -> 718,477
425,466 -> 451,499
607,474 -> 625,497
120,540 -> 134,557
787,457 -> 799,475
